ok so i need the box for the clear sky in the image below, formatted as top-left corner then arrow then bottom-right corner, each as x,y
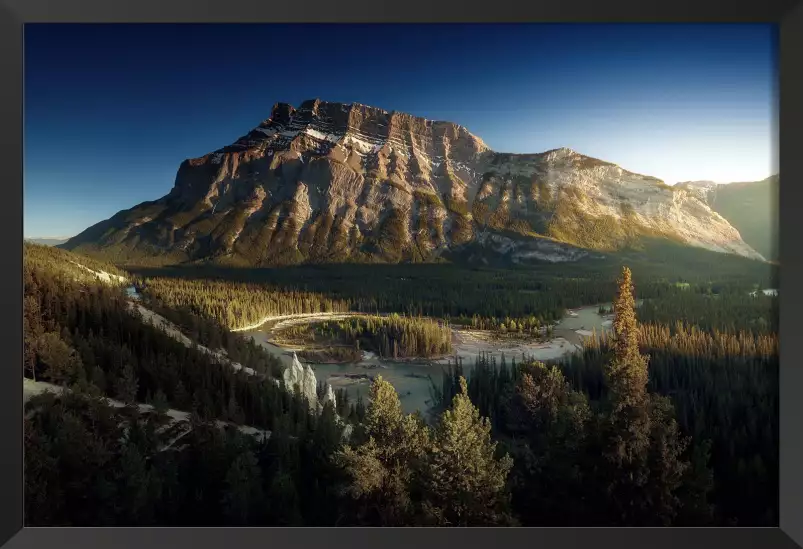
24,23 -> 778,238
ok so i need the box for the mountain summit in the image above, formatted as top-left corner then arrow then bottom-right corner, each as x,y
62,99 -> 765,266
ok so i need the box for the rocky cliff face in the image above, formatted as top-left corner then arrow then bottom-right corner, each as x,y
282,352 -> 328,411
63,99 -> 765,264
281,352 -> 351,439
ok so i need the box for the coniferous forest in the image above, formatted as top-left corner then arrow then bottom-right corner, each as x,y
434,319 -> 777,526
280,315 -> 452,359
22,243 -> 779,527
21,22 -> 783,533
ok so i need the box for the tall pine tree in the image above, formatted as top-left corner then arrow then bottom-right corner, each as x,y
596,266 -> 709,526
335,376 -> 429,526
419,377 -> 515,526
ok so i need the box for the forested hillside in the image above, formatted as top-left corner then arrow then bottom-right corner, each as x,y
23,243 -> 350,525
129,236 -> 775,334
435,311 -> 778,525
23,244 -> 778,526
285,315 -> 453,359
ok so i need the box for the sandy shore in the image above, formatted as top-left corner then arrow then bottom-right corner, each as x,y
242,304 -> 613,415
435,329 -> 583,365
249,312 -> 587,368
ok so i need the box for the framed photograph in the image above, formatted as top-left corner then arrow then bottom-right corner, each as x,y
5,2 -> 801,548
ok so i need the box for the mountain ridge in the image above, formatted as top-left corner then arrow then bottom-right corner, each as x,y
26,237 -> 71,247
676,175 -> 778,262
62,99 -> 765,266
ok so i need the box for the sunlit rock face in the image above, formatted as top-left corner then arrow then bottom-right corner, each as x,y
321,382 -> 337,409
63,99 -> 764,265
283,352 -> 340,414
283,352 -> 320,409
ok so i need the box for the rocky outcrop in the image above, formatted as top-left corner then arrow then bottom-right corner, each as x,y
321,382 -> 337,409
282,352 -> 340,414
280,352 -> 353,441
63,100 -> 765,264
283,352 -> 320,409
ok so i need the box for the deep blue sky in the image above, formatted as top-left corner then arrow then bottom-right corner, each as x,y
24,23 -> 777,238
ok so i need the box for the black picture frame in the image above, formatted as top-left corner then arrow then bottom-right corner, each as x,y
3,2 -> 801,548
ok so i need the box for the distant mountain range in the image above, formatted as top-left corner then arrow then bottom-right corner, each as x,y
26,237 -> 71,247
678,176 -> 779,262
61,99 -> 770,267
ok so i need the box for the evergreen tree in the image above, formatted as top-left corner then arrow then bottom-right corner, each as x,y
115,443 -> 156,525
151,389 -> 170,418
506,364 -> 593,525
335,376 -> 429,526
115,362 -> 139,404
221,449 -> 265,525
34,332 -> 82,385
419,377 -> 514,526
596,266 -> 706,526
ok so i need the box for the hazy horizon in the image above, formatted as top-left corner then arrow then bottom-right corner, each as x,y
24,23 -> 778,238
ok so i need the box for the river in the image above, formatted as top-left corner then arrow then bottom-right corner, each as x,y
246,303 -> 624,415
125,282 -> 622,415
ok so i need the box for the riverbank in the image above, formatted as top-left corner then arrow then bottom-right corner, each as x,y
247,304 -> 616,368
230,311 -> 375,333
243,303 -> 615,414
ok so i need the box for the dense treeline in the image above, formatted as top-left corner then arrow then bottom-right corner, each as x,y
139,277 -> 352,330
450,313 -> 554,339
431,270 -> 713,526
25,242 -> 129,281
436,320 -> 779,526
297,315 -> 452,359
24,243 -> 322,431
24,372 -> 513,526
131,265 -> 623,323
137,299 -> 285,378
637,289 -> 778,335
134,263 -> 776,339
571,324 -> 778,526
22,244 -> 512,527
23,244 -> 362,526
24,390 -> 347,526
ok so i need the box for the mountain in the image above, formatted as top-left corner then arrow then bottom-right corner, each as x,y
62,99 -> 765,266
677,175 -> 778,262
26,237 -> 70,246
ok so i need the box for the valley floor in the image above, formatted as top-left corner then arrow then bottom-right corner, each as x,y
55,262 -> 615,417
242,304 -> 613,414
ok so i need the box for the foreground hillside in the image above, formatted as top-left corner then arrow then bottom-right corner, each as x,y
23,243 -> 357,523
62,99 -> 763,267
23,243 -> 778,526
